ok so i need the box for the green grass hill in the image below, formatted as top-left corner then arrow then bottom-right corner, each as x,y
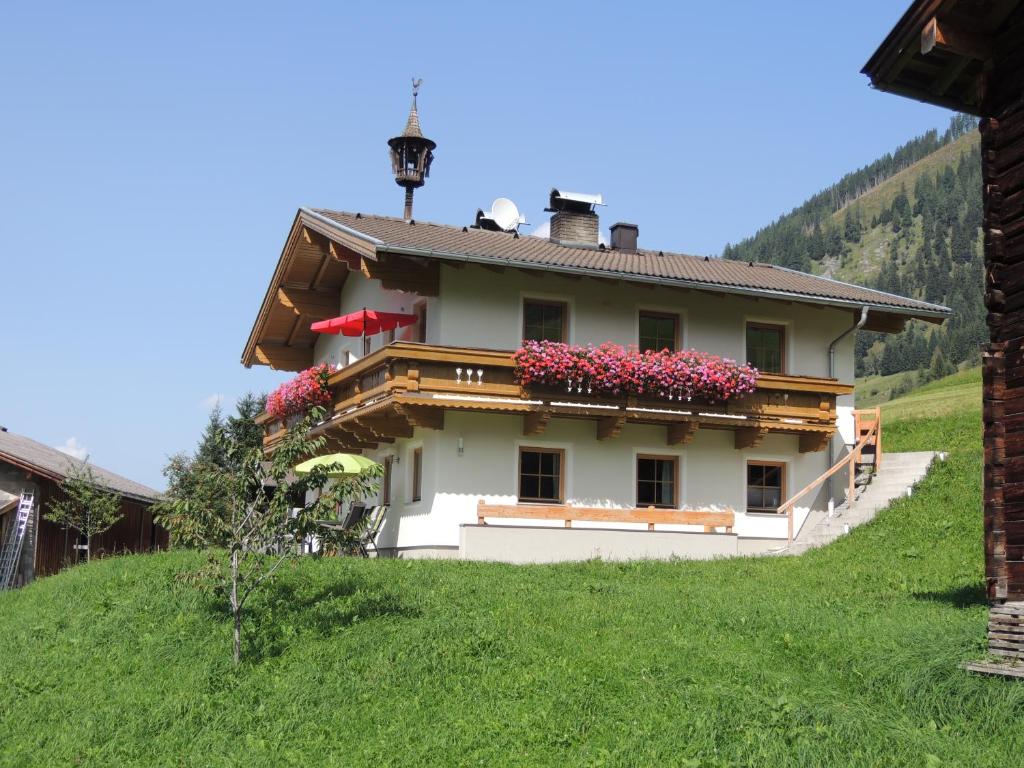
0,375 -> 1012,767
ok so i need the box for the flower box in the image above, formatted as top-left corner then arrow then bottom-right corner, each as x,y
513,341 -> 758,403
266,364 -> 333,421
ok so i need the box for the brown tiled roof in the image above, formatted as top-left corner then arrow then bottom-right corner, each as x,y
307,209 -> 950,319
0,430 -> 161,503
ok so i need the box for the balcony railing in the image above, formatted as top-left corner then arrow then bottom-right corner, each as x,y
259,342 -> 853,451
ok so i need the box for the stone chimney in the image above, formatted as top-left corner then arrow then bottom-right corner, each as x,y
546,188 -> 603,247
610,222 -> 638,252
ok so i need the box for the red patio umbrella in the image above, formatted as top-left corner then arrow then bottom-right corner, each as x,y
310,308 -> 419,337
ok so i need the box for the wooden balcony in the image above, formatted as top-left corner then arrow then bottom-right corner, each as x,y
258,342 -> 853,452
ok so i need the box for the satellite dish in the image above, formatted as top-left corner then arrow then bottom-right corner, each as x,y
490,198 -> 525,232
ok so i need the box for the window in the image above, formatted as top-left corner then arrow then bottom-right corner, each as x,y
362,335 -> 372,356
747,461 -> 786,514
385,328 -> 396,345
381,456 -> 393,505
636,455 -> 678,508
414,302 -> 427,343
746,323 -> 785,374
518,447 -> 564,503
523,299 -> 567,343
639,311 -> 679,353
411,448 -> 422,502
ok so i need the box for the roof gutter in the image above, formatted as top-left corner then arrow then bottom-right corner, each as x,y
374,243 -> 951,321
826,305 -> 870,503
300,207 -> 385,246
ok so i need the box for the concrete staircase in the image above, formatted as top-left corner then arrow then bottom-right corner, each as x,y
782,451 -> 941,555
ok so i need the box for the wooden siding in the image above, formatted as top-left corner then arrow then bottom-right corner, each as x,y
982,12 -> 1024,601
0,473 -> 169,580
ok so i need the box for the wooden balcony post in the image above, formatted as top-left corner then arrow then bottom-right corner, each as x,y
848,452 -> 856,506
874,407 -> 882,470
787,505 -> 794,543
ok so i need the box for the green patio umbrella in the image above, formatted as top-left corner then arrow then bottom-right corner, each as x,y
293,453 -> 379,478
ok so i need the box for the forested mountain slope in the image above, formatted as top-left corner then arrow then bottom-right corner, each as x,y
724,115 -> 984,378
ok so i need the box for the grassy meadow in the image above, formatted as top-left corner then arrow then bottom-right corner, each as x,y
2,371 -> 1019,767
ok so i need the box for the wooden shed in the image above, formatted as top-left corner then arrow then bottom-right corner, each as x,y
0,427 -> 167,587
864,0 -> 1024,666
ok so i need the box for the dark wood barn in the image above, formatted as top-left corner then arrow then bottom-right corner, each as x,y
864,0 -> 1024,667
0,427 -> 167,587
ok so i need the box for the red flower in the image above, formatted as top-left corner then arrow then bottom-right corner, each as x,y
267,364 -> 333,420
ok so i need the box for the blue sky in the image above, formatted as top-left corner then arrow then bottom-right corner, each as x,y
0,2 -> 955,489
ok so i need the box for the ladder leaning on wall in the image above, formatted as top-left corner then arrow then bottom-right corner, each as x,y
0,491 -> 34,590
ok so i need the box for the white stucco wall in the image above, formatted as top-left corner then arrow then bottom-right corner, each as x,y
363,411 -> 832,552
316,261 -> 860,555
313,263 -> 858,396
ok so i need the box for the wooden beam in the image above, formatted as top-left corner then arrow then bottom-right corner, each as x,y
667,421 -> 698,446
361,254 -> 440,296
523,411 -> 551,436
311,252 -> 334,290
597,414 -> 626,441
253,343 -> 312,371
799,431 -> 832,454
328,241 -> 362,271
356,416 -> 414,440
922,17 -> 991,61
285,314 -> 304,347
931,55 -> 972,97
734,427 -> 767,450
277,286 -> 337,318
343,421 -> 391,446
328,426 -> 376,450
395,404 -> 444,430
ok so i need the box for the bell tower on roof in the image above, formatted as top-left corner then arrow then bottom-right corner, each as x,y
388,78 -> 436,221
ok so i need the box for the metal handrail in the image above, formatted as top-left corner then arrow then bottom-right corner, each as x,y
778,407 -> 881,543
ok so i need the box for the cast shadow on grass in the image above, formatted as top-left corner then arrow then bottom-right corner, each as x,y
195,574 -> 420,662
913,583 -> 988,609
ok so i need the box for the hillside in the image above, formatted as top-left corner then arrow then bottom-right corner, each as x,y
724,115 -> 985,381
857,366 -> 982,419
0,388 -> 1018,766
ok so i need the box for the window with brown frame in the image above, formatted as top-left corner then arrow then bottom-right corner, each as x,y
411,448 -> 422,502
523,299 -> 567,343
745,322 -> 786,374
639,311 -> 679,353
381,456 -> 393,505
413,302 -> 427,344
746,461 -> 786,514
636,454 -> 678,508
518,447 -> 564,503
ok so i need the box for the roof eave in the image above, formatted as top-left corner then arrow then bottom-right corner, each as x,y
375,243 -> 952,324
0,451 -> 160,505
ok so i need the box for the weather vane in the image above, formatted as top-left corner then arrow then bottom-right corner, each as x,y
412,77 -> 422,104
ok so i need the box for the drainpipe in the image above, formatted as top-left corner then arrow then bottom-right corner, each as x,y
826,306 -> 869,503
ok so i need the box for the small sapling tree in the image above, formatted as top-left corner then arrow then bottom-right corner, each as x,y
45,463 -> 123,563
162,405 -> 381,663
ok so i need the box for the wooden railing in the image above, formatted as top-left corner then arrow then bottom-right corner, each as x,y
777,407 -> 882,543
258,342 -> 853,449
476,501 -> 735,533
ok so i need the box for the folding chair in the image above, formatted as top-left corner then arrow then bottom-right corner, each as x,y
357,505 -> 389,558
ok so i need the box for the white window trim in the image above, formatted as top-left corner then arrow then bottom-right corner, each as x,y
635,304 -> 689,351
740,452 -> 790,517
743,315 -> 792,374
631,445 -> 686,510
513,438 -> 573,505
406,440 -> 425,507
519,291 -> 575,345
